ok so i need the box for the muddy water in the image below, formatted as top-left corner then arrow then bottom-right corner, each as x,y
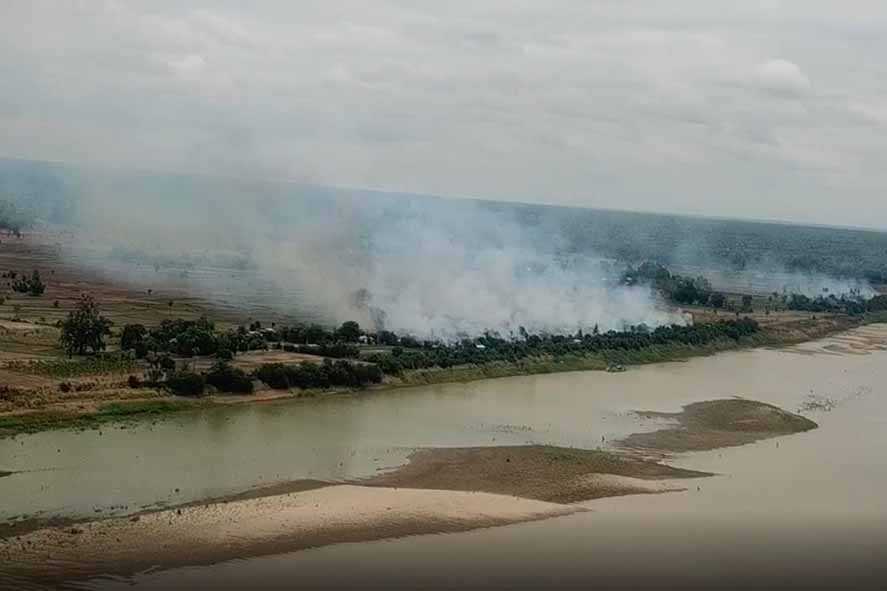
4,326 -> 887,589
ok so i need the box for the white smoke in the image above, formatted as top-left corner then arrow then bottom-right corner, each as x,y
361,214 -> 683,339
62,177 -> 684,338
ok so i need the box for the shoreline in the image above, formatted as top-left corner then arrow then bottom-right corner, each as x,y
0,314 -> 868,438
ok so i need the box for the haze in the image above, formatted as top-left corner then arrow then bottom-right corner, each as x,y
2,1 -> 887,228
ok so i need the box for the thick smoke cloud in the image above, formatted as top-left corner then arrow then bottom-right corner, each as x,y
361,205 -> 684,339
64,176 -> 683,339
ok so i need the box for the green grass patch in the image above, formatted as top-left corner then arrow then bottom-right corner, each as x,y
0,399 -> 202,437
97,400 -> 199,417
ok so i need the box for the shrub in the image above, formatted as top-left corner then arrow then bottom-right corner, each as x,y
205,362 -> 254,394
335,320 -> 361,342
254,360 -> 383,390
166,371 -> 206,397
127,375 -> 142,388
59,294 -> 113,356
254,363 -> 290,389
59,382 -> 72,393
12,270 -> 45,297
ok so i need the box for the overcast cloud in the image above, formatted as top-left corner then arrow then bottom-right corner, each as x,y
2,1 -> 887,228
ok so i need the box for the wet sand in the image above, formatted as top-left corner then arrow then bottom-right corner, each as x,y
363,445 -> 710,503
619,398 -> 817,453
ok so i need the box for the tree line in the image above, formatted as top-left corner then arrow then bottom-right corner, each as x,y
363,318 -> 761,375
622,262 -> 726,307
56,284 -> 887,399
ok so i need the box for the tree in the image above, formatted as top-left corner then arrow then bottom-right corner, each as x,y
121,323 -> 147,351
304,323 -> 329,344
741,295 -> 753,312
12,269 -> 45,296
709,293 -> 726,309
121,323 -> 149,358
867,294 -> 887,312
336,320 -> 361,342
376,330 -> 399,346
59,294 -> 112,356
205,361 -> 253,394
166,370 -> 205,397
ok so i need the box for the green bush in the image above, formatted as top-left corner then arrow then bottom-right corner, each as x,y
254,360 -> 383,390
205,362 -> 253,394
166,371 -> 206,397
254,363 -> 290,389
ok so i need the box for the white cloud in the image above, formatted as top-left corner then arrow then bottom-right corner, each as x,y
756,59 -> 811,97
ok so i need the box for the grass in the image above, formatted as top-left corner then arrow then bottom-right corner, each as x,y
4,355 -> 137,378
0,399 -> 203,437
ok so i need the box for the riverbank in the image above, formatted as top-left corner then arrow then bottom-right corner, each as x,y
0,313 -> 869,437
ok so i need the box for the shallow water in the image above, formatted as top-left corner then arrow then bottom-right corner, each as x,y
4,325 -> 887,589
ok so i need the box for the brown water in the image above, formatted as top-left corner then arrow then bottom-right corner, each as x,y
4,326 -> 887,590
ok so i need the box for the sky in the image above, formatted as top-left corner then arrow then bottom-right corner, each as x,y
2,1 -> 887,228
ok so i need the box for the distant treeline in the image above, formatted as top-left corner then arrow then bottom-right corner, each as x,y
502,200 -> 887,283
622,262 -> 725,307
623,261 -> 881,316
783,293 -> 866,315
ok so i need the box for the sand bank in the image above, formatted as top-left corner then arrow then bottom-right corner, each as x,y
362,445 -> 709,503
1,484 -> 582,583
619,398 -> 817,453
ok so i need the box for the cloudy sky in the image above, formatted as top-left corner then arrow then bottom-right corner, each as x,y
2,1 -> 887,228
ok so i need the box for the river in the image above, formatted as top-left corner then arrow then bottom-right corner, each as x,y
3,325 -> 887,589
